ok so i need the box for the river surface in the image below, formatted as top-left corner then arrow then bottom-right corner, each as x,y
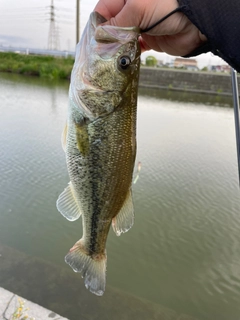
1,73 -> 240,320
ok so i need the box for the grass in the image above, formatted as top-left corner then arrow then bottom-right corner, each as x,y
12,298 -> 34,320
0,52 -> 74,80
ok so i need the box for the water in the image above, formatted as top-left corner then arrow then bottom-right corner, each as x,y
1,73 -> 240,320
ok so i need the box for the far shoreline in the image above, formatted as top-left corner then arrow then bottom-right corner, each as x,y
0,52 -> 238,97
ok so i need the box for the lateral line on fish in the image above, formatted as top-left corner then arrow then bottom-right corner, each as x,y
89,142 -> 102,255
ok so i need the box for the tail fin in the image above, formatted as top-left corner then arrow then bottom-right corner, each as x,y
65,240 -> 107,296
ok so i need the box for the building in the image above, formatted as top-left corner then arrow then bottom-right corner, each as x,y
210,64 -> 231,73
174,57 -> 198,71
157,59 -> 164,67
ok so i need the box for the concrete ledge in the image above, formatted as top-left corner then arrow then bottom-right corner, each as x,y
0,243 -> 199,320
139,67 -> 238,96
0,287 -> 68,320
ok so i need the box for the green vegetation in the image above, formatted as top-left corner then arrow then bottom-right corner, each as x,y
12,298 -> 34,320
0,52 -> 74,80
145,55 -> 158,67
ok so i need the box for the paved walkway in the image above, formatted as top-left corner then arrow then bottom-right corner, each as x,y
0,287 -> 68,320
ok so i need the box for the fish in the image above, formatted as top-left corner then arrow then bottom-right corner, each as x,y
56,11 -> 141,296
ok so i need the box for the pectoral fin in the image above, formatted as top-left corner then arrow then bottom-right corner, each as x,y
56,182 -> 82,221
112,189 -> 134,236
61,123 -> 68,152
75,122 -> 90,156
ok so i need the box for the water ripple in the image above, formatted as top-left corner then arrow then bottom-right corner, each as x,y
1,74 -> 240,320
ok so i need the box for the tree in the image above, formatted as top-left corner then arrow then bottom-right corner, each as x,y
145,56 -> 157,67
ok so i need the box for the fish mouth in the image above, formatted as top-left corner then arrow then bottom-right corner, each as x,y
91,11 -> 107,29
91,11 -> 140,35
94,25 -> 140,44
93,11 -> 140,41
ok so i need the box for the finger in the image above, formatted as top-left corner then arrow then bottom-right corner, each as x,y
107,1 -> 144,28
94,0 -> 126,20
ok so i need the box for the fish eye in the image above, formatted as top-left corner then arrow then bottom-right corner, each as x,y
118,55 -> 131,70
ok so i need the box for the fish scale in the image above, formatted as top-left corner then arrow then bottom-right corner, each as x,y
56,11 -> 141,296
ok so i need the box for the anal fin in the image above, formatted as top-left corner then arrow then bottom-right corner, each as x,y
56,182 -> 82,221
112,189 -> 134,236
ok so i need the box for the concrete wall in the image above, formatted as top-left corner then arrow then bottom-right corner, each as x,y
139,67 -> 239,96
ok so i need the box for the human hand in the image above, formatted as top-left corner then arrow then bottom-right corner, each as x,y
94,0 -> 207,56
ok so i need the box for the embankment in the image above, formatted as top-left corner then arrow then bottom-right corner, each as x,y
139,67 -> 238,96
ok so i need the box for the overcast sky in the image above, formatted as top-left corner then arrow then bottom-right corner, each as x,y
0,0 -> 226,68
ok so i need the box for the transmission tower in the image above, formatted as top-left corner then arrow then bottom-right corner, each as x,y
47,0 -> 60,50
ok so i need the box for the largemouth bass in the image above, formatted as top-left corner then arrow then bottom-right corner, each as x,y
56,11 -> 141,296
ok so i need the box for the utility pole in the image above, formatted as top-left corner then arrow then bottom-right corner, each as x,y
76,0 -> 80,44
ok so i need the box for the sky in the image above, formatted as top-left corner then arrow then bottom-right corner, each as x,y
0,0 -> 227,69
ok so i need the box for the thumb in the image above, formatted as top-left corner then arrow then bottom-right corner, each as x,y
100,3 -> 143,28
